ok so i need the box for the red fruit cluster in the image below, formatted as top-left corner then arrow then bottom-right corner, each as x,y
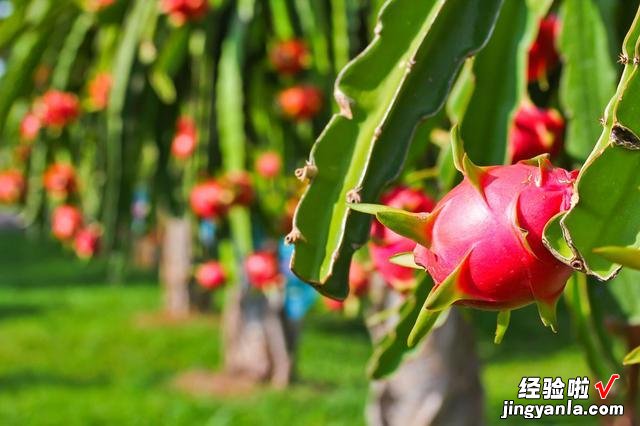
270,40 -> 310,76
43,163 -> 77,198
20,113 -> 41,142
255,151 -> 282,179
510,104 -> 564,163
278,85 -> 323,121
244,251 -> 282,290
34,90 -> 80,128
528,15 -> 560,83
88,73 -> 113,111
195,261 -> 227,290
161,0 -> 209,26
74,226 -> 101,259
0,170 -> 25,204
190,180 -> 233,219
171,116 -> 198,160
370,186 -> 435,291
51,205 -> 101,258
52,205 -> 83,241
221,171 -> 254,206
413,161 -> 576,316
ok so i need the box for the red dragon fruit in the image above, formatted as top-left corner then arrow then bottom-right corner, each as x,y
161,0 -> 209,26
278,85 -> 323,121
528,15 -> 560,84
323,297 -> 344,312
74,226 -> 101,258
189,180 -> 233,219
195,261 -> 227,290
245,251 -> 282,290
370,186 -> 435,291
0,170 -> 25,204
509,103 -> 564,163
88,72 -> 113,111
34,90 -> 80,128
170,116 -> 198,159
269,40 -> 310,76
221,171 -> 254,206
255,151 -> 282,179
20,112 -> 41,142
52,205 -> 83,241
352,129 -> 577,340
44,163 -> 77,198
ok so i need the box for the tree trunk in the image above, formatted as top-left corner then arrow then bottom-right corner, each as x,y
367,280 -> 485,426
159,217 -> 192,318
222,286 -> 294,388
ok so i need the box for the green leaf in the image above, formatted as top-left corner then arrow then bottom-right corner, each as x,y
291,0 -> 504,299
558,0 -> 616,161
367,276 -> 434,379
623,345 -> 640,365
544,7 -> 640,280
462,0 -> 552,165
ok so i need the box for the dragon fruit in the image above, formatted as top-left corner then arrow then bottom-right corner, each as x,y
20,112 -> 41,142
369,186 -> 435,291
88,72 -> 113,111
255,151 -> 282,179
34,90 -> 80,128
195,261 -> 227,290
245,251 -> 282,290
528,15 -> 560,84
171,116 -> 198,159
52,205 -> 83,241
74,226 -> 101,259
509,103 -> 564,163
352,128 -> 577,341
161,0 -> 209,26
44,163 -> 77,198
0,170 -> 25,204
190,180 -> 233,219
278,85 -> 323,121
269,40 -> 310,76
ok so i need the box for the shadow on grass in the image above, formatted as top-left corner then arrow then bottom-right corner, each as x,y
0,371 -> 109,392
0,302 -> 47,321
0,231 -> 155,289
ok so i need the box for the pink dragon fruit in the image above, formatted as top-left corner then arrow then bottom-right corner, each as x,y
509,103 -> 564,163
352,129 -> 577,340
369,186 -> 435,291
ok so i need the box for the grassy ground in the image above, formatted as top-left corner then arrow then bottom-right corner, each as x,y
0,230 -> 599,425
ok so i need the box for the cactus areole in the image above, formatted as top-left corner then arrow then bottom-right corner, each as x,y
351,128 -> 577,340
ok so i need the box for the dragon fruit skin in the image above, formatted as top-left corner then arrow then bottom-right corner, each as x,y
413,161 -> 577,314
510,103 -> 564,163
369,186 -> 435,291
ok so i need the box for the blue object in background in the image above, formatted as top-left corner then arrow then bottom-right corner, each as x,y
198,220 -> 217,247
280,240 -> 318,321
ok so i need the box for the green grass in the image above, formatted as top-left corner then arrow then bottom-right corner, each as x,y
0,231 -> 599,425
